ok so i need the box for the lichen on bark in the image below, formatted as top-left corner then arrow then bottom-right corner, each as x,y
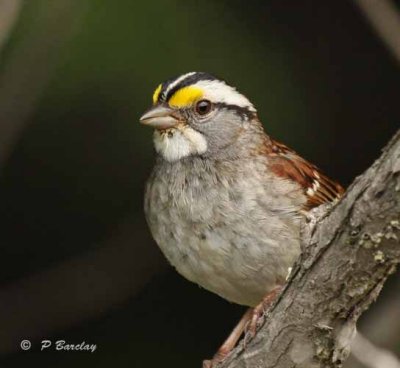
220,130 -> 400,368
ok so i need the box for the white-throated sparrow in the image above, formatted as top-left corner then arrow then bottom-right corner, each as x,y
140,72 -> 344,367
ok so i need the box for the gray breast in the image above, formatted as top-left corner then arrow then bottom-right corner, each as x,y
144,156 -> 303,307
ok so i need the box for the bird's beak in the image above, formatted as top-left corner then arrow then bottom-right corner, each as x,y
139,105 -> 182,130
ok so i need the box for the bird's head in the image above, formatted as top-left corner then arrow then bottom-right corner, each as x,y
140,72 -> 261,162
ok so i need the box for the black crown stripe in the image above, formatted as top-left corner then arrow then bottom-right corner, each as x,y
159,72 -> 220,103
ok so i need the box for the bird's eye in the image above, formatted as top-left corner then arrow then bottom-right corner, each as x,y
195,99 -> 212,116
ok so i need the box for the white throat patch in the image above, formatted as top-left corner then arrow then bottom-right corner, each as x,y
153,126 -> 207,162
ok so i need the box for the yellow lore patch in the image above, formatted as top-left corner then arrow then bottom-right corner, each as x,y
152,84 -> 162,104
168,86 -> 204,108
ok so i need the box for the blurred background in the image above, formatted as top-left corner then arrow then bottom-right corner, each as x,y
0,0 -> 399,367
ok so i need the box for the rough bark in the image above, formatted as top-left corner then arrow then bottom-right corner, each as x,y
220,130 -> 400,368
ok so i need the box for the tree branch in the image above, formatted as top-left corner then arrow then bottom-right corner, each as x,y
221,129 -> 400,368
345,275 -> 400,368
351,332 -> 400,368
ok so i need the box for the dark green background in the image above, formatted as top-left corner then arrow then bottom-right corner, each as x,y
0,1 -> 399,367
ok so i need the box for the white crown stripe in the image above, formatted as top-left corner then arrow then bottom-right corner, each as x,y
159,72 -> 256,112
194,80 -> 256,112
163,72 -> 197,99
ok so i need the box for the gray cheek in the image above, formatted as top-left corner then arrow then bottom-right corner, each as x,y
191,111 -> 243,152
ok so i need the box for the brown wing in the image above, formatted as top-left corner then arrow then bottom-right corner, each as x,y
266,139 -> 344,210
